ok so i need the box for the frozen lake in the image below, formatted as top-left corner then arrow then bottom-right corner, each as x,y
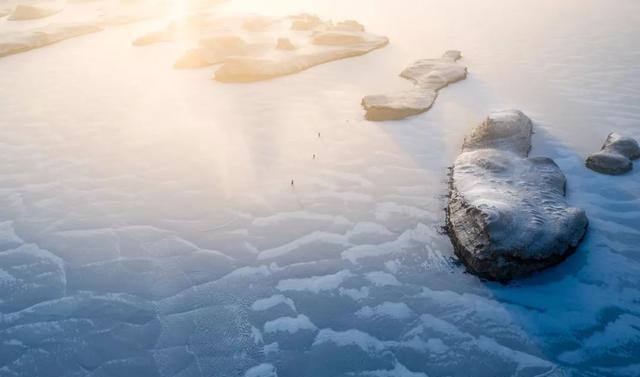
0,0 -> 639,376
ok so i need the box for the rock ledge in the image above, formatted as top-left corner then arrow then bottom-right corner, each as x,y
361,50 -> 467,121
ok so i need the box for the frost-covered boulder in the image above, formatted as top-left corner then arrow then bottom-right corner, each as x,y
362,50 -> 467,121
359,88 -> 437,121
8,4 -> 61,21
446,110 -> 588,281
585,133 -> 640,175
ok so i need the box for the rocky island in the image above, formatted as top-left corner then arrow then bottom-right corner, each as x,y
446,110 -> 589,281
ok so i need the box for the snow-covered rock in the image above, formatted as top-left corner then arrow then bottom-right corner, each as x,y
289,13 -> 322,31
275,37 -> 295,50
446,110 -> 588,281
214,30 -> 388,82
312,31 -> 366,46
8,4 -> 61,21
242,16 -> 278,32
362,50 -> 467,121
174,35 -> 253,69
133,13 -> 388,81
329,20 -> 365,32
0,23 -> 103,58
585,133 -> 640,175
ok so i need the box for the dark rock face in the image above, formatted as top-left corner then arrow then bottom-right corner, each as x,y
446,110 -> 588,281
361,50 -> 467,121
586,133 -> 640,175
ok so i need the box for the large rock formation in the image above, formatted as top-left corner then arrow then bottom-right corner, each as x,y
446,110 -> 588,281
214,32 -> 388,83
362,50 -> 467,121
8,5 -> 61,21
585,133 -> 640,175
174,35 -> 258,69
133,13 -> 388,82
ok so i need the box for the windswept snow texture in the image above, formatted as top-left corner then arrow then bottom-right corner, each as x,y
1,0 -> 640,376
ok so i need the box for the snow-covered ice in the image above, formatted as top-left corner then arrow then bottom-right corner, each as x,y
0,0 -> 640,376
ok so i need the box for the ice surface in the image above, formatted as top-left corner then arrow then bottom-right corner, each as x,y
1,0 -> 640,376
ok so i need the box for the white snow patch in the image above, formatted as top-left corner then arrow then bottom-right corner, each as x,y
365,271 -> 401,287
347,222 -> 393,239
342,223 -> 436,263
264,314 -> 317,334
252,211 -> 351,227
355,361 -> 428,377
0,221 -> 22,248
263,342 -> 279,355
374,202 -> 433,222
277,270 -> 354,293
251,295 -> 297,312
244,363 -> 277,377
251,326 -> 263,344
339,286 -> 370,301
356,302 -> 414,320
313,329 -> 386,353
258,231 -> 351,260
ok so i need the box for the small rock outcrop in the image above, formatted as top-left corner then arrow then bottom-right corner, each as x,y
174,35 -> 254,69
585,133 -> 640,175
214,16 -> 386,82
276,38 -> 295,50
133,13 -> 388,82
446,110 -> 588,281
329,20 -> 365,32
8,5 -> 61,21
0,23 -> 103,58
242,16 -> 277,32
361,50 -> 467,121
289,13 -> 322,31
